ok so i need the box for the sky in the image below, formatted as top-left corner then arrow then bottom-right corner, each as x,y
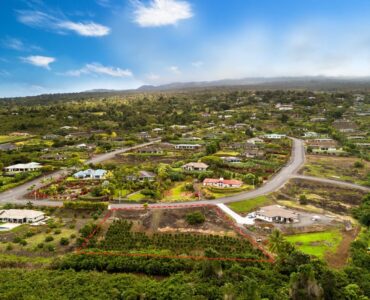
1,0 -> 370,97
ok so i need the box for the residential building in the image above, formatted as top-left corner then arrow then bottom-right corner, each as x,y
0,209 -> 45,224
306,139 -> 343,154
303,132 -> 319,138
174,144 -> 202,150
254,205 -> 299,223
4,162 -> 42,173
264,133 -> 286,139
275,103 -> 293,111
333,119 -> 357,133
246,137 -> 264,145
138,171 -> 156,181
203,178 -> 243,188
222,156 -> 242,163
182,162 -> 209,171
73,169 -> 107,179
137,147 -> 163,154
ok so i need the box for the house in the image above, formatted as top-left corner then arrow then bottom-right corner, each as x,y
306,139 -> 343,154
303,132 -> 319,138
242,149 -> 265,158
275,103 -> 293,111
0,209 -> 45,224
264,134 -> 286,139
0,143 -> 17,152
42,134 -> 61,140
310,117 -> 327,122
152,128 -> 164,133
60,126 -> 78,130
170,125 -> 188,130
222,156 -> 242,163
174,144 -> 202,150
137,132 -> 151,139
203,178 -> 243,188
4,162 -> 42,173
137,147 -> 163,154
254,205 -> 299,223
182,162 -> 209,171
138,171 -> 156,181
73,169 -> 107,180
9,132 -> 30,137
41,153 -> 66,161
247,137 -> 264,145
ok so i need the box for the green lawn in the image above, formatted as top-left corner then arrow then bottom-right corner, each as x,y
286,230 -> 342,258
227,195 -> 272,213
25,228 -> 76,250
162,182 -> 196,202
127,192 -> 147,201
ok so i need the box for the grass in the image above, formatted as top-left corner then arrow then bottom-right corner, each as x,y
286,229 -> 342,258
0,135 -> 31,144
227,195 -> 272,213
127,192 -> 147,201
162,182 -> 196,202
215,150 -> 240,156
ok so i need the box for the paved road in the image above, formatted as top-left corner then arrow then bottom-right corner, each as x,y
0,139 -> 161,207
292,174 -> 370,192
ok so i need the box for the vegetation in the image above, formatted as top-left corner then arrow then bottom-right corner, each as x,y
227,195 -> 272,213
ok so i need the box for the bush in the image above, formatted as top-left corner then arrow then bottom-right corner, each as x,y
185,211 -> 206,225
19,239 -> 27,246
63,201 -> 108,211
6,243 -> 13,251
299,194 -> 308,205
12,237 -> 22,244
54,229 -> 61,235
45,236 -> 54,242
354,161 -> 364,168
47,245 -> 55,252
37,243 -> 44,249
60,238 -> 69,246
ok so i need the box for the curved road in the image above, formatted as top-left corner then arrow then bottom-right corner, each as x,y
0,137 -> 368,208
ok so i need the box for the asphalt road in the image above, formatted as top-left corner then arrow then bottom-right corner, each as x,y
0,139 -> 161,207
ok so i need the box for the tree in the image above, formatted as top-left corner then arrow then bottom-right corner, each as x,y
289,264 -> 324,300
185,211 -> 205,225
299,194 -> 308,205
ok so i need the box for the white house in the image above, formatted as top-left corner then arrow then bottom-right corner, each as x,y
203,178 -> 243,188
73,169 -> 107,180
254,205 -> 299,223
0,209 -> 45,224
221,156 -> 242,163
4,162 -> 42,173
264,134 -> 286,139
303,132 -> 319,138
246,137 -> 264,145
182,162 -> 209,171
275,103 -> 293,111
174,144 -> 202,150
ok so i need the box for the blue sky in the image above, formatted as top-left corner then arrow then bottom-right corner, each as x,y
1,0 -> 370,97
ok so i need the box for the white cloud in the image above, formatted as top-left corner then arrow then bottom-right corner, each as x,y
1,37 -> 41,51
133,0 -> 193,27
65,63 -> 132,77
58,21 -> 110,36
16,10 -> 110,37
168,65 -> 181,74
21,55 -> 55,69
191,61 -> 203,68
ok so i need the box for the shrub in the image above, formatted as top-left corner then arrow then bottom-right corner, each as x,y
354,161 -> 364,168
54,229 -> 61,235
299,194 -> 308,205
60,237 -> 69,246
37,243 -> 44,249
185,211 -> 206,225
47,245 -> 55,252
19,239 -> 27,246
6,243 -> 13,251
45,236 -> 54,242
70,234 -> 76,239
12,237 -> 22,244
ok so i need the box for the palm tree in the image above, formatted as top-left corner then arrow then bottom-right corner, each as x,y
268,229 -> 284,254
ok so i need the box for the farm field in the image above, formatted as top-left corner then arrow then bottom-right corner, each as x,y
286,229 -> 342,258
302,155 -> 370,186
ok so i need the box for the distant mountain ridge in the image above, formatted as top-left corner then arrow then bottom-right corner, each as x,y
85,76 -> 370,93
